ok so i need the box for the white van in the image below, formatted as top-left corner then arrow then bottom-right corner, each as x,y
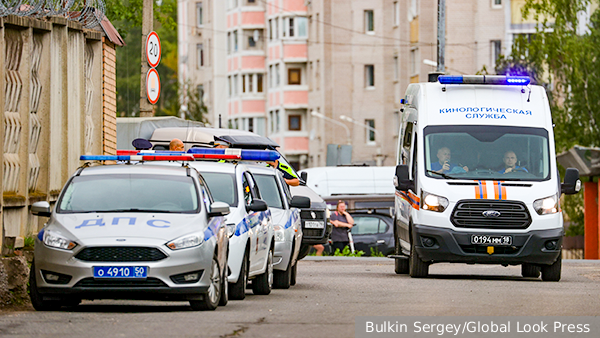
300,166 -> 395,197
393,75 -> 581,281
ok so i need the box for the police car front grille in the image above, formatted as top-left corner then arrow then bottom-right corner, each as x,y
451,200 -> 531,229
74,277 -> 167,288
75,247 -> 168,262
300,210 -> 325,220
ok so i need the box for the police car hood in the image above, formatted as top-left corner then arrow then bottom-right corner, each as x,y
51,213 -> 206,241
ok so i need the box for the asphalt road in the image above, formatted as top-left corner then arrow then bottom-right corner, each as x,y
1,257 -> 599,338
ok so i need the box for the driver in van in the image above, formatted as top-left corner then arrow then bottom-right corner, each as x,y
431,147 -> 469,174
499,150 -> 528,173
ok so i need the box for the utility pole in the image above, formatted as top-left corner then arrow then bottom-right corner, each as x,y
139,0 -> 154,117
436,0 -> 446,73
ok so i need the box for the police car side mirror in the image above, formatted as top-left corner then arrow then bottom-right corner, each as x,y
561,168 -> 581,195
209,202 -> 230,217
290,196 -> 311,209
395,164 -> 414,192
31,201 -> 51,217
300,171 -> 308,182
247,199 -> 269,212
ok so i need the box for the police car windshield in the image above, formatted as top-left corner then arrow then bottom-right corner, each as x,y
200,172 -> 238,207
424,125 -> 550,181
57,174 -> 199,213
253,174 -> 284,209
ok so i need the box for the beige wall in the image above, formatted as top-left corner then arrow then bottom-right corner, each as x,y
0,15 -> 112,253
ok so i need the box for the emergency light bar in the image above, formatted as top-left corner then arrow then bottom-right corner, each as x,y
81,155 -> 195,161
187,148 -> 280,161
438,75 -> 530,86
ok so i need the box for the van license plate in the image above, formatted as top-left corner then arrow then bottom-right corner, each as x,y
305,221 -> 324,229
93,266 -> 148,278
471,235 -> 512,246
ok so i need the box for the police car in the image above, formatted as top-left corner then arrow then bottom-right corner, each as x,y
248,166 -> 311,288
29,160 -> 231,311
187,158 -> 275,299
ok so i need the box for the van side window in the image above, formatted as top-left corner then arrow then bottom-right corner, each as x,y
402,122 -> 413,164
412,132 -> 418,186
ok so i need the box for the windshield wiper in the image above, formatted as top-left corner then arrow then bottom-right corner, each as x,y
100,208 -> 168,213
426,169 -> 456,179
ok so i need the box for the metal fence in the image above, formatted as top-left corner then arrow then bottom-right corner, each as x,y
0,0 -> 105,28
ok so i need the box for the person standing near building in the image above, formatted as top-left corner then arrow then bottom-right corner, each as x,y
330,200 -> 354,253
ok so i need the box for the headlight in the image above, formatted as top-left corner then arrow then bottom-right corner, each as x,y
226,223 -> 236,238
43,229 -> 77,250
533,194 -> 559,215
421,191 -> 449,213
274,225 -> 285,242
166,234 -> 203,250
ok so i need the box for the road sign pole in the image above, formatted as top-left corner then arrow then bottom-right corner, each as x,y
140,0 -> 154,117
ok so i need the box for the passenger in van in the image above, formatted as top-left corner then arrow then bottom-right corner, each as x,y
169,138 -> 185,151
330,200 -> 354,253
499,150 -> 528,174
431,147 -> 469,174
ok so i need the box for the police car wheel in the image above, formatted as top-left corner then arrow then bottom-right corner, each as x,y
219,254 -> 229,306
541,252 -> 562,282
290,262 -> 297,286
252,248 -> 273,295
29,261 -> 63,311
273,258 -> 292,289
190,256 -> 221,311
521,263 -> 541,278
229,251 -> 248,300
409,242 -> 429,278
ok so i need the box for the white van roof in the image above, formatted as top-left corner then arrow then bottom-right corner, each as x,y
300,166 -> 395,197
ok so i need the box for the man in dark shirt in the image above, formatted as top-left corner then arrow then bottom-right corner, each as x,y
329,200 -> 354,253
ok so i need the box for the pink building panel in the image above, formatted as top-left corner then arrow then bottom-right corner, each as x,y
284,90 -> 308,105
241,55 -> 266,69
229,101 -> 239,116
269,92 -> 280,107
233,57 -> 239,71
283,0 -> 307,12
242,11 -> 265,26
283,44 -> 307,59
269,45 -> 280,60
285,137 -> 309,152
242,100 -> 266,113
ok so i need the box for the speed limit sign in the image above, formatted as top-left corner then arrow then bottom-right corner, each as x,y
146,31 -> 161,68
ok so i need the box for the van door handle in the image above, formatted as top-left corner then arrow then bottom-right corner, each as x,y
377,240 -> 385,244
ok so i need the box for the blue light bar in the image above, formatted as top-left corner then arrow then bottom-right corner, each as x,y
438,75 -> 530,86
187,148 -> 280,161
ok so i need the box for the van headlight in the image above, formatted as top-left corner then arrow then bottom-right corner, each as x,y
166,234 -> 203,250
43,229 -> 77,250
533,194 -> 559,215
274,225 -> 285,242
421,191 -> 449,213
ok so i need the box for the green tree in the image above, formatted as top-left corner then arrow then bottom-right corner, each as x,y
495,0 -> 600,236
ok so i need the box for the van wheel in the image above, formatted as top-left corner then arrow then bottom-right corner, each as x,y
521,263 -> 540,278
394,236 -> 409,274
190,256 -> 220,311
252,248 -> 273,295
541,252 -> 562,282
29,261 -> 62,311
409,242 -> 429,278
290,262 -> 298,286
229,251 -> 248,300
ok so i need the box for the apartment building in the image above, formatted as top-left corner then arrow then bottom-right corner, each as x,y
179,0 -> 533,169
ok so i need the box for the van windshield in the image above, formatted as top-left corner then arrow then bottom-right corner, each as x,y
424,125 -> 550,181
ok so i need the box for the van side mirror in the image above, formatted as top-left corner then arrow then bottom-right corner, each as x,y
290,196 -> 311,209
247,199 -> 269,212
394,165 -> 414,192
208,201 -> 230,217
31,201 -> 51,217
561,168 -> 581,195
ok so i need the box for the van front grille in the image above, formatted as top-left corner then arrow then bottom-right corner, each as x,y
451,200 -> 531,229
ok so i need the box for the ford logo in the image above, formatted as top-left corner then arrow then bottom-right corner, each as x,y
482,210 -> 501,218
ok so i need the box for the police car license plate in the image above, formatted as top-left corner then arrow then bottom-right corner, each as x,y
471,235 -> 512,246
305,221 -> 324,229
93,266 -> 148,278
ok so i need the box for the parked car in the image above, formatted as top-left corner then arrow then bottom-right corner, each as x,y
29,162 -> 230,311
322,194 -> 395,256
249,166 -> 311,288
188,160 -> 274,299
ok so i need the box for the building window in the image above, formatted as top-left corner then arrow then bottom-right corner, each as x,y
308,62 -> 313,90
316,13 -> 319,42
269,19 -> 273,40
228,76 -> 232,97
289,115 -> 302,131
275,110 -> 280,132
234,30 -> 238,52
492,0 -> 502,8
233,75 -> 238,96
248,0 -> 255,3
410,49 -> 418,75
288,68 -> 302,85
365,119 -> 376,143
257,74 -> 263,92
394,56 -> 399,81
196,2 -> 203,27
364,10 -> 374,33
316,60 -> 320,90
248,36 -> 256,47
283,17 -> 308,38
491,40 -> 501,69
365,65 -> 374,88
197,43 -> 204,68
269,65 -> 273,88
227,32 -> 231,54
197,85 -> 204,102
242,74 -> 264,94
276,64 -> 280,86
393,2 -> 399,26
